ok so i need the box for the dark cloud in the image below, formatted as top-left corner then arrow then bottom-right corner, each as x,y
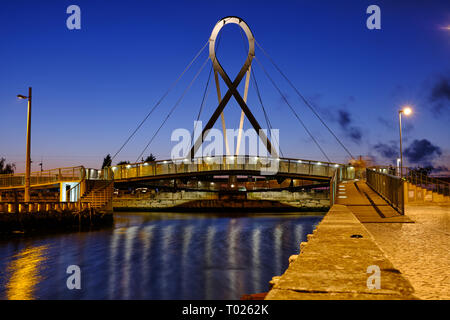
377,117 -> 393,129
336,109 -> 362,144
348,127 -> 362,142
373,142 -> 398,160
432,166 -> 449,174
306,96 -> 362,144
377,116 -> 414,132
428,75 -> 450,115
338,110 -> 351,128
430,77 -> 450,101
404,139 -> 442,166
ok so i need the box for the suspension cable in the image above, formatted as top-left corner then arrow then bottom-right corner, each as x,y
190,34 -> 223,149
190,64 -> 213,149
111,40 -> 209,162
255,41 -> 355,160
254,56 -> 331,162
251,67 -> 284,157
237,28 -> 283,157
136,56 -> 211,162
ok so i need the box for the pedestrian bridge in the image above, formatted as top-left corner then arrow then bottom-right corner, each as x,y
0,166 -> 108,190
0,156 -> 356,189
111,156 -> 353,183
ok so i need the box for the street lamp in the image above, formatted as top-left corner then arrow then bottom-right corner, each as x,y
17,87 -> 32,202
398,106 -> 412,178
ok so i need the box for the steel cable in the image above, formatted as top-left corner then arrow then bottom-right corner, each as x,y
255,41 -> 355,160
111,40 -> 209,162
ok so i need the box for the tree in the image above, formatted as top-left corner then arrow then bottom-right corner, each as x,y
117,160 -> 130,166
0,158 -> 15,174
144,154 -> 156,162
101,154 -> 112,169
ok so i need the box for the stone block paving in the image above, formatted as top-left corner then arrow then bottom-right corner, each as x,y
365,204 -> 450,300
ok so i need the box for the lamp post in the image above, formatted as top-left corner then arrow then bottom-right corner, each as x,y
17,87 -> 32,202
398,106 -> 412,178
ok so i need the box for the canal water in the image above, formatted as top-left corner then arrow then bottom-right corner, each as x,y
0,211 -> 323,300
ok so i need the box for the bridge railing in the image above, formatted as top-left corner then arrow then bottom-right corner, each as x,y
330,165 -> 357,205
0,166 -> 85,188
366,168 -> 404,214
111,156 -> 350,180
0,166 -> 113,189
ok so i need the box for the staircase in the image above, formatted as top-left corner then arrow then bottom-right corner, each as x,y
405,172 -> 450,204
80,180 -> 114,211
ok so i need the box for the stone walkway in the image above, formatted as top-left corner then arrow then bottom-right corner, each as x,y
365,204 -> 450,300
265,205 -> 417,300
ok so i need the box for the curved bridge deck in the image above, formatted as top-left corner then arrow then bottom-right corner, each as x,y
0,157 -> 355,190
111,156 -> 350,183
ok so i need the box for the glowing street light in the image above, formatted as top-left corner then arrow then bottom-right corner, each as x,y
402,107 -> 412,116
17,87 -> 32,202
398,106 -> 413,178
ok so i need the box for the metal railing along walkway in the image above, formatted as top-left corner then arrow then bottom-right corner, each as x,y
405,171 -> 450,197
0,166 -> 112,189
366,168 -> 404,215
111,156 -> 352,181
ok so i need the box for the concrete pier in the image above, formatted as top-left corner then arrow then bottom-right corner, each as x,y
266,204 -> 417,299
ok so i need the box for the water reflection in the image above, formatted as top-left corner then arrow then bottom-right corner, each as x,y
6,245 -> 48,300
0,212 -> 322,300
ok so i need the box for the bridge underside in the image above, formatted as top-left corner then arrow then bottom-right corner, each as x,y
114,170 -> 330,194
114,170 -> 330,184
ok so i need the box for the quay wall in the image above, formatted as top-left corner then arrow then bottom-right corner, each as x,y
113,190 -> 330,212
0,206 -> 113,234
265,204 -> 417,299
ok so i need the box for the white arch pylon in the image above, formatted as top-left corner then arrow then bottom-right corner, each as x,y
190,16 -> 277,159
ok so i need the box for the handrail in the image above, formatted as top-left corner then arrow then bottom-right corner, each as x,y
366,168 -> 404,215
405,171 -> 450,196
0,166 -> 113,189
110,156 -> 351,181
115,155 -> 344,167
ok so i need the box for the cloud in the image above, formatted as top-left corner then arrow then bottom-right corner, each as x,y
377,116 -> 414,132
335,109 -> 362,144
373,141 -> 398,160
306,95 -> 362,144
404,139 -> 442,166
337,110 -> 351,128
428,74 -> 450,115
432,165 -> 449,174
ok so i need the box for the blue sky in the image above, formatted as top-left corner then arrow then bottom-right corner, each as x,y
1,0 -> 449,172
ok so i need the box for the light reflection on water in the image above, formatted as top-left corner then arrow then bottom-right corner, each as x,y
0,212 -> 322,300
